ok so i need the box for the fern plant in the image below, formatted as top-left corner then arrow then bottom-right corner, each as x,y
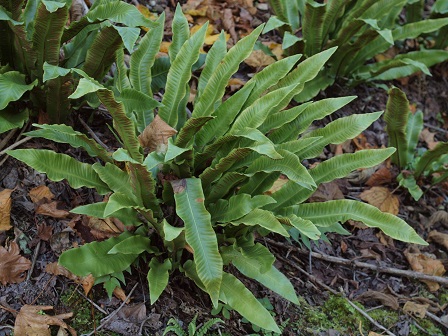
266,0 -> 448,101
163,315 -> 223,336
0,0 -> 156,132
8,6 -> 427,333
384,87 -> 448,201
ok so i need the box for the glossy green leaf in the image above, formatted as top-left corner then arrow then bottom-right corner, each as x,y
219,272 -> 280,333
231,209 -> 289,237
0,71 -> 37,110
172,178 -> 222,306
148,258 -> 172,304
0,108 -> 29,133
59,232 -> 138,277
108,235 -> 153,255
7,149 -> 110,194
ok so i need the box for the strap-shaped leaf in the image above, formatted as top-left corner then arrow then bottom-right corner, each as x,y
269,96 -> 355,143
108,235 -> 153,255
231,209 -> 289,237
82,26 -> 123,80
70,202 -> 141,226
299,111 -> 382,159
259,103 -> 310,134
276,137 -> 322,156
238,172 -> 280,196
147,258 -> 172,304
175,116 -> 214,148
200,148 -> 251,186
230,84 -> 299,133
0,71 -> 37,109
159,23 -> 208,127
32,2 -> 68,80
193,82 -> 255,147
127,162 -> 160,216
303,1 -> 326,56
92,163 -> 132,195
116,88 -> 161,115
115,48 -> 131,92
63,23 -> 101,69
25,124 -> 112,163
221,245 -> 299,304
172,178 -> 222,306
197,31 -> 227,98
282,200 -> 427,245
279,214 -> 321,240
192,25 -> 263,118
405,110 -> 423,165
245,149 -> 315,190
209,194 -> 276,223
219,272 -> 280,333
45,73 -> 73,123
61,0 -> 156,42
206,172 -> 246,203
384,87 -> 410,168
321,0 -> 351,45
414,142 -> 448,178
59,232 -> 138,277
243,54 -> 302,109
398,173 -> 423,201
222,243 -> 274,274
268,148 -> 395,210
7,149 -> 110,194
169,4 -> 190,62
130,13 -> 165,96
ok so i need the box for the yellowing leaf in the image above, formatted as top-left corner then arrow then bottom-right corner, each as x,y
404,247 -> 445,291
160,41 -> 171,53
14,305 -> 76,336
0,189 -> 13,231
359,186 -> 399,215
0,241 -> 31,285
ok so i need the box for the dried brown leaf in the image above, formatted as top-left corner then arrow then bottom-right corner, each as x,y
356,290 -> 399,310
359,186 -> 399,215
45,262 -> 94,295
0,189 -> 13,231
366,166 -> 393,187
14,305 -> 76,336
428,230 -> 448,250
403,301 -> 429,318
36,202 -> 70,218
404,248 -> 445,291
114,287 -> 128,302
29,185 -> 54,204
37,223 -> 53,241
0,242 -> 31,285
420,128 -> 438,150
244,50 -> 275,68
138,115 -> 177,153
309,181 -> 344,203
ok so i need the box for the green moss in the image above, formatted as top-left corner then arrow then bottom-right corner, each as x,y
60,286 -> 119,336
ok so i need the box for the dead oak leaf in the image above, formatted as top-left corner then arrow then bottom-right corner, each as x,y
244,49 -> 275,68
403,301 -> 429,318
360,186 -> 399,215
138,115 -> 177,153
366,166 -> 393,186
356,290 -> 399,310
0,241 -> 31,285
36,202 -> 70,219
420,128 -> 438,150
0,188 -> 13,231
404,247 -> 445,292
14,305 -> 76,336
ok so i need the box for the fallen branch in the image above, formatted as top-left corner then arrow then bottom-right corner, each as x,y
265,238 -> 448,286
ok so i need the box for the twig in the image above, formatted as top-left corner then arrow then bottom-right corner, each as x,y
0,128 -> 18,152
82,283 -> 138,336
424,123 -> 448,136
426,311 -> 448,329
78,115 -> 109,150
75,288 -> 108,315
264,238 -> 448,286
0,136 -> 33,156
27,240 -> 41,281
339,289 -> 396,336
